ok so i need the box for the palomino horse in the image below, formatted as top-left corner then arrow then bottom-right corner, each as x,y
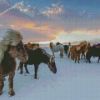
0,29 -> 28,96
17,47 -> 57,79
50,42 -> 64,58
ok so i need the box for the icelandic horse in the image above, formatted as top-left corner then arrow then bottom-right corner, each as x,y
50,42 -> 64,58
17,47 -> 57,79
0,29 -> 28,96
71,41 -> 89,63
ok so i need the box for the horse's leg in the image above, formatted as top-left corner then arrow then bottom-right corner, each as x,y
69,51 -> 71,58
81,53 -> 82,59
8,73 -> 15,96
20,62 -> 23,74
78,54 -> 80,63
89,58 -> 91,63
71,53 -> 73,60
60,51 -> 61,58
97,57 -> 100,63
52,51 -> 55,58
24,64 -> 29,74
34,65 -> 39,79
83,53 -> 85,59
60,51 -> 63,58
67,51 -> 70,58
75,55 -> 77,63
0,76 -> 4,95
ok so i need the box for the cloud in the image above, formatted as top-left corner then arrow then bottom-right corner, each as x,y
0,24 -> 3,27
29,7 -> 39,13
1,0 -> 100,43
43,3 -> 63,15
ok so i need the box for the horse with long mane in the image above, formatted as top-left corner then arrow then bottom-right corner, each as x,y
0,29 -> 28,96
50,42 -> 64,58
17,47 -> 57,79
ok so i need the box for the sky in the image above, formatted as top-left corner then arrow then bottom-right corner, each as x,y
0,0 -> 100,44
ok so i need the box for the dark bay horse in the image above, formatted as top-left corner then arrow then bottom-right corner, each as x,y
0,29 -> 28,96
18,47 -> 57,79
86,45 -> 100,63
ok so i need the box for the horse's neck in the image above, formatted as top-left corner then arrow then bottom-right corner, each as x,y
68,45 -> 71,49
52,44 -> 56,47
1,51 -> 15,66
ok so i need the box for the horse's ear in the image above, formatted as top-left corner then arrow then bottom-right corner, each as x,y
50,42 -> 53,49
76,46 -> 81,51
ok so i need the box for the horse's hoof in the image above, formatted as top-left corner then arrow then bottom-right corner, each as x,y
34,76 -> 37,79
9,91 -> 15,96
20,71 -> 23,74
26,72 -> 29,74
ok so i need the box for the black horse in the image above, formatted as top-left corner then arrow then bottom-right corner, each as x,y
56,42 -> 62,45
64,45 -> 68,54
18,47 -> 57,79
86,46 -> 100,63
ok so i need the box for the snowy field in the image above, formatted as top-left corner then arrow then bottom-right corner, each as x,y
0,47 -> 100,100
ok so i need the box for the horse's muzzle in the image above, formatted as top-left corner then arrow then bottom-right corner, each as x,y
51,62 -> 57,74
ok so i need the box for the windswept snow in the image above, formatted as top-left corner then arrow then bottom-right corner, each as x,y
0,47 -> 100,100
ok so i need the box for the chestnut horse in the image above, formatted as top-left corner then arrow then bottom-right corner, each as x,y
26,42 -> 39,50
18,47 -> 57,79
50,42 -> 64,58
0,29 -> 28,96
71,41 -> 88,63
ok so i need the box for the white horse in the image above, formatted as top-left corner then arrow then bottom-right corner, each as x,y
50,42 -> 64,58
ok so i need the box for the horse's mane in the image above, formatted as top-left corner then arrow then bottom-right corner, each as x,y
0,29 -> 23,63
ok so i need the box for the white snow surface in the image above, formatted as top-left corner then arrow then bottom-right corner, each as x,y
0,47 -> 100,100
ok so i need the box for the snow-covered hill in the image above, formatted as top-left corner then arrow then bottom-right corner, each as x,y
0,47 -> 100,100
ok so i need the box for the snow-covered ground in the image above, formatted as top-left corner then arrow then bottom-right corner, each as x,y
0,47 -> 100,100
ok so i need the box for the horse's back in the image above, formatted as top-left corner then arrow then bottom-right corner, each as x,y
52,44 -> 64,52
25,48 -> 44,64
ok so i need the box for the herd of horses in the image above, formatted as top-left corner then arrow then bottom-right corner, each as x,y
0,29 -> 57,96
50,41 -> 100,63
0,29 -> 100,96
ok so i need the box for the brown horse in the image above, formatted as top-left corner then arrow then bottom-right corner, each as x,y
26,42 -> 39,50
71,41 -> 88,63
81,42 -> 91,59
17,47 -> 57,79
0,29 -> 28,96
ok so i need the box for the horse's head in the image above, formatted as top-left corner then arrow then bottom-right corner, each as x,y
48,55 -> 57,74
50,42 -> 53,49
9,41 -> 28,62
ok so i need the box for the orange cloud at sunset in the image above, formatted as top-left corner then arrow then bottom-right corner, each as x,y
9,19 -> 64,39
